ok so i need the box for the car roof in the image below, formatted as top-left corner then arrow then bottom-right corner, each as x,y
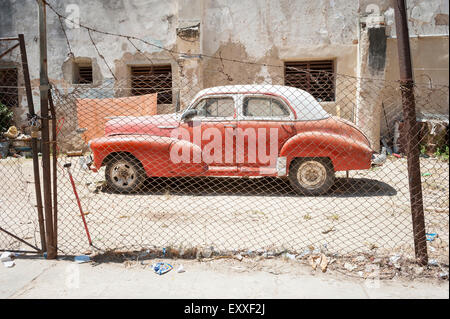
192,84 -> 330,121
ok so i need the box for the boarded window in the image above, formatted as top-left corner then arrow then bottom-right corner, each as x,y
284,60 -> 335,102
74,63 -> 93,84
131,65 -> 172,104
0,68 -> 18,107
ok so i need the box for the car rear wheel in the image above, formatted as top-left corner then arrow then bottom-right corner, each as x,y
288,157 -> 335,195
105,154 -> 145,193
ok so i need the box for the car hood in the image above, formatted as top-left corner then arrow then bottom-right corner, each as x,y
105,113 -> 180,136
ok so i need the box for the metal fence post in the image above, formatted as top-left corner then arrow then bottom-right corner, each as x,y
18,34 -> 46,253
392,0 -> 428,265
38,0 -> 56,259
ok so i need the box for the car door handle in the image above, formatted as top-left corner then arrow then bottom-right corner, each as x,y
224,124 -> 236,128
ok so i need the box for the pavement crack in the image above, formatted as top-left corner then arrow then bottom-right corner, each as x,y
8,261 -> 57,299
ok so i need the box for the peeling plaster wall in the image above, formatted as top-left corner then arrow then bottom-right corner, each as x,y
0,0 -> 448,151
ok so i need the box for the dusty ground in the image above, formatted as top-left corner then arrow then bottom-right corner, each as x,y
0,155 -> 448,281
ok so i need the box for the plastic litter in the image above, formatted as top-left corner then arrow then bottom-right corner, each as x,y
1,252 -> 15,268
439,272 -> 449,279
428,259 -> 438,266
421,172 -> 432,177
372,147 -> 387,165
152,262 -> 173,275
177,265 -> 186,273
284,253 -> 296,260
74,255 -> 90,263
426,233 -> 438,241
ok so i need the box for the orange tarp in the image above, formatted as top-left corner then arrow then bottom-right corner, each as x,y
76,94 -> 157,143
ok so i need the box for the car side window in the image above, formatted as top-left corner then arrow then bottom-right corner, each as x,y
243,97 -> 291,118
193,97 -> 234,118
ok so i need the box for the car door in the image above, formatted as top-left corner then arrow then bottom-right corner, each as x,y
181,95 -> 238,173
237,94 -> 296,175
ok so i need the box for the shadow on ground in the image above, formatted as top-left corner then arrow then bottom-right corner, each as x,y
102,176 -> 397,198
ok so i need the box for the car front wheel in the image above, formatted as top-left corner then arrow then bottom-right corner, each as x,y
288,157 -> 335,196
105,154 -> 146,193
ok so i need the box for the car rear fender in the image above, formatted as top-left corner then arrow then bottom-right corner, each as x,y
279,131 -> 373,172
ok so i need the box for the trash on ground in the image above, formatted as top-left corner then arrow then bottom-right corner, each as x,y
74,255 -> 90,263
372,147 -> 387,165
297,249 -> 311,259
309,253 -> 329,272
1,252 -> 15,268
284,253 -> 296,261
344,262 -> 357,271
426,233 -> 438,241
393,153 -> 402,158
439,272 -> 449,279
389,254 -> 401,264
4,126 -> 19,139
421,172 -> 432,177
234,254 -> 243,261
428,259 -> 438,266
355,256 -> 366,263
177,265 -> 185,273
152,262 -> 173,275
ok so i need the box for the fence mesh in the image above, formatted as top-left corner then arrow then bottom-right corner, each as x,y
1,62 -> 41,252
46,69 -> 448,270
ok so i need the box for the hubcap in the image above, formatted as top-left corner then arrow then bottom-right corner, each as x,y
297,161 -> 327,190
110,161 -> 137,189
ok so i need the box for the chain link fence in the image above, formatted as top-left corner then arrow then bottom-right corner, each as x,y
1,63 -> 41,252
47,69 -> 448,272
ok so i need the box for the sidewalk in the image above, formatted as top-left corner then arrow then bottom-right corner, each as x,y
1,256 -> 448,299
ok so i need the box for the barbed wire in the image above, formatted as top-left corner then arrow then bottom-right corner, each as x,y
86,28 -> 117,81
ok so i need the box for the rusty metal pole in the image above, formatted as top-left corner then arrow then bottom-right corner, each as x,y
48,88 -> 57,252
38,0 -> 56,259
18,33 -> 46,252
392,0 -> 428,265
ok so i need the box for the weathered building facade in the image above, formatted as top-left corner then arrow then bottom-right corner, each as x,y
1,0 -> 448,151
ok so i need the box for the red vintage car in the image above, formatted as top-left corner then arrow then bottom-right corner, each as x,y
87,85 -> 373,195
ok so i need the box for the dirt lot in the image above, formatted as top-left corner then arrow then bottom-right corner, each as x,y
1,155 -> 448,278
